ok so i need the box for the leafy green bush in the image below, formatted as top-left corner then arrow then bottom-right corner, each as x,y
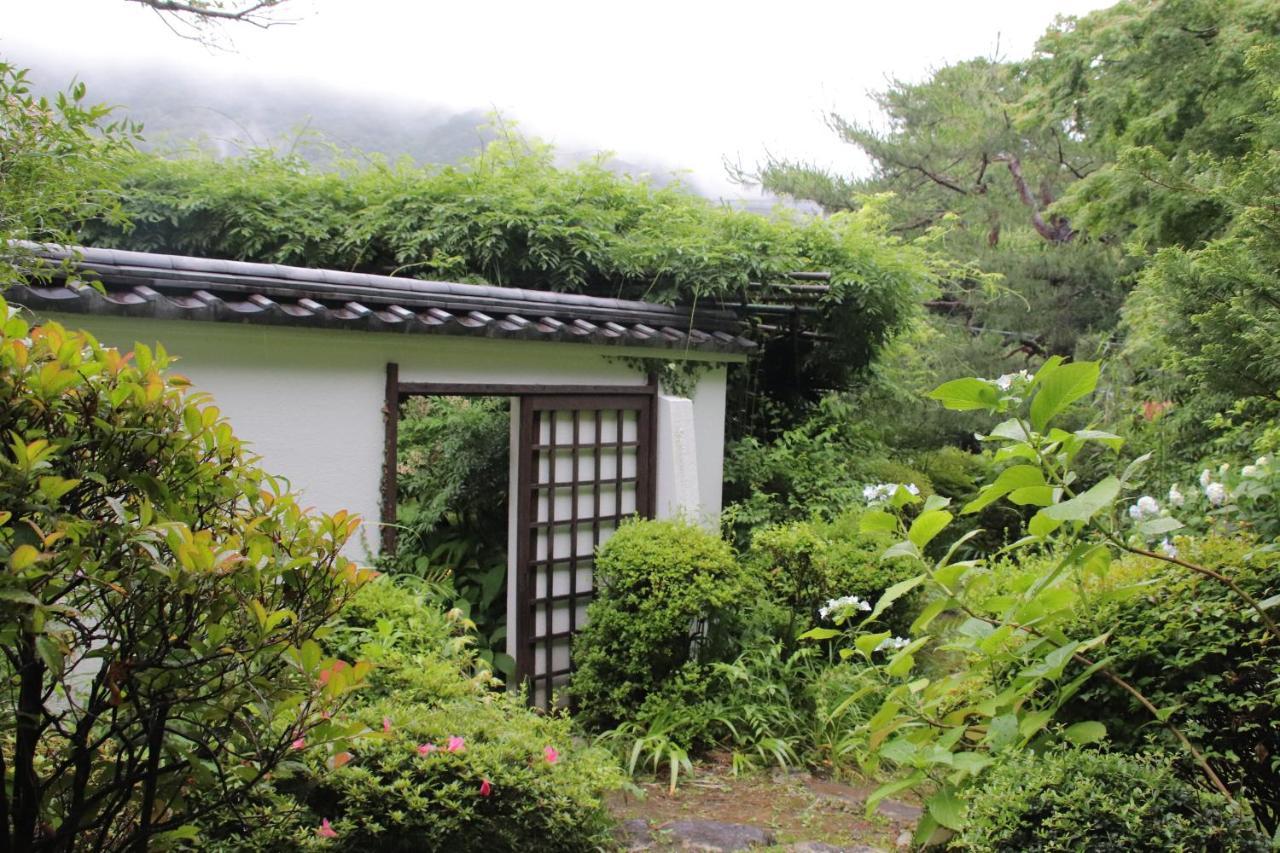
325,576 -> 498,705
955,749 -> 1269,852
1060,536 -> 1280,833
204,696 -> 622,852
391,396 -> 513,679
749,510 -> 923,637
200,575 -> 623,850
571,519 -> 747,729
0,306 -> 371,849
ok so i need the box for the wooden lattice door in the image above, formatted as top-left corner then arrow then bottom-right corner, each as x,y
515,394 -> 655,709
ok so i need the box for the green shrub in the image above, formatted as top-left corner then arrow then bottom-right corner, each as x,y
955,749 -> 1269,852
571,518 -> 746,729
1060,536 -> 1280,834
391,396 -> 513,679
912,446 -> 985,500
0,308 -> 369,849
749,511 -> 923,637
859,458 -> 934,498
203,696 -> 623,852
325,575 -> 497,704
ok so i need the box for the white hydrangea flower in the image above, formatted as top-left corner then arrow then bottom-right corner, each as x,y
994,370 -> 1030,391
862,483 -> 918,504
1219,462 -> 1231,475
1159,538 -> 1178,559
1167,485 -> 1185,507
819,595 -> 872,620
1128,496 -> 1160,519
1199,469 -> 1213,488
1256,455 -> 1271,468
875,636 -> 911,652
1205,482 -> 1229,506
1241,465 -> 1259,478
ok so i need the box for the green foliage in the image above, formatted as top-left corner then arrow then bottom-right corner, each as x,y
0,63 -> 137,285
0,302 -> 372,849
391,396 -> 513,678
204,696 -> 622,852
84,138 -> 934,406
1061,537 -> 1280,833
324,576 -> 499,704
806,356 -> 1280,843
1034,0 -> 1280,461
570,519 -> 746,730
955,749 -> 1269,852
749,511 -> 923,637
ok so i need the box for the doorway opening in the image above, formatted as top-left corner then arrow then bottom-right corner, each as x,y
393,394 -> 514,681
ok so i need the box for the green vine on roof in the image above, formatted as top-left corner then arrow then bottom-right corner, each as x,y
605,356 -> 715,399
79,130 -> 941,401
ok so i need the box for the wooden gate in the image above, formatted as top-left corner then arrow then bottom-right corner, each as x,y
515,394 -> 655,709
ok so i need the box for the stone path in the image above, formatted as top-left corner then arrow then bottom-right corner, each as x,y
608,763 -> 920,852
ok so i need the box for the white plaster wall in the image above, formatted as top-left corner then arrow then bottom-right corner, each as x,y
39,314 -> 739,559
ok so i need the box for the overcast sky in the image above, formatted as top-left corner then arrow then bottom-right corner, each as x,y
3,0 -> 1113,197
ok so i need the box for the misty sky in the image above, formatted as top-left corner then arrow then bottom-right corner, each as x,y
3,0 -> 1113,197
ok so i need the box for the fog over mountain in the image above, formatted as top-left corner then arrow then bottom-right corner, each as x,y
13,47 -> 778,204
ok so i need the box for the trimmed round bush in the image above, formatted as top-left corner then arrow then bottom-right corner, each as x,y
570,518 -> 746,729
955,749 -> 1269,852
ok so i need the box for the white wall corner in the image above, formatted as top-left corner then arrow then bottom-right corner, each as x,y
655,394 -> 706,527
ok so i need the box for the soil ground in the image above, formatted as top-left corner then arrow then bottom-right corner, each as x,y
606,752 -> 917,851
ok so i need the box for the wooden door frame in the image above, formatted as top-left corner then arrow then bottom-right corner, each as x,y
381,363 -> 659,703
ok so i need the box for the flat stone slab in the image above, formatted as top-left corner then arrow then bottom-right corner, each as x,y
787,843 -> 888,853
803,777 -> 922,824
617,818 -> 654,850
657,819 -> 776,851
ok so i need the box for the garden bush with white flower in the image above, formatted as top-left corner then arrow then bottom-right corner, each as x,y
793,358 -> 1278,845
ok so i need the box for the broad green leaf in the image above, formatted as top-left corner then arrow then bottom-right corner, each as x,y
865,771 -> 925,819
927,785 -> 967,831
1018,708 -> 1055,740
1260,594 -> 1280,611
9,545 -> 40,571
1028,512 -> 1063,538
986,714 -> 1019,749
1038,476 -> 1120,523
1073,429 -> 1125,451
985,418 -> 1032,442
910,598 -> 950,633
1030,361 -> 1099,431
922,494 -> 951,512
858,510 -> 898,534
855,631 -> 892,658
1137,516 -> 1183,536
881,540 -> 921,561
929,377 -> 1000,411
1008,485 -> 1056,506
867,574 -> 926,623
1063,721 -> 1108,745
798,627 -> 842,641
963,464 -> 1045,514
908,510 -> 952,550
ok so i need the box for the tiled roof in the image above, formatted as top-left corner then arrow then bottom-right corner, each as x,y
7,245 -> 755,355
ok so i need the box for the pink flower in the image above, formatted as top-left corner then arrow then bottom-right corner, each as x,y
382,717 -> 393,733
317,818 -> 338,839
543,746 -> 559,765
417,743 -> 436,756
291,738 -> 305,750
445,736 -> 465,753
479,778 -> 492,797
